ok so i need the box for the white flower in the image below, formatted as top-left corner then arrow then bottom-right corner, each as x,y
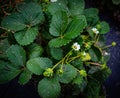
72,42 -> 80,51
92,27 -> 99,34
51,0 -> 57,2
102,51 -> 110,56
104,52 -> 110,56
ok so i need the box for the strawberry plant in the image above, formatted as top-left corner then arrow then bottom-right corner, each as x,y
0,0 -> 116,98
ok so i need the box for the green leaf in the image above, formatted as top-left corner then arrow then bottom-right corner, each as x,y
71,59 -> 83,69
100,21 -> 110,34
26,57 -> 52,75
93,67 -> 111,83
88,66 -> 101,74
6,45 -> 26,66
49,37 -> 71,47
17,2 -> 44,26
1,13 -> 26,31
68,0 -> 85,16
58,64 -> 77,83
0,61 -> 21,84
64,15 -> 87,39
77,79 -> 87,92
72,74 -> 83,85
0,39 -> 10,58
1,2 -> 44,32
49,11 -> 68,36
19,68 -> 32,85
50,47 -> 63,60
27,43 -> 43,59
38,77 -> 61,98
89,45 -> 102,62
112,0 -> 120,5
83,8 -> 99,26
14,27 -> 38,46
87,27 -> 95,38
49,15 -> 87,48
48,1 -> 67,15
83,8 -> 99,17
85,79 -> 100,98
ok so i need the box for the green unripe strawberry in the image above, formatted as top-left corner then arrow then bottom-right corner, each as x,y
96,24 -> 101,29
79,70 -> 87,77
111,42 -> 116,46
43,68 -> 53,77
81,53 -> 91,61
57,69 -> 63,74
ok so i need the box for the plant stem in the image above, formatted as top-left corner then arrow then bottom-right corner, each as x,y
52,50 -> 73,70
52,60 -> 63,70
68,55 -> 81,63
95,34 -> 100,44
88,62 -> 101,66
102,45 -> 112,49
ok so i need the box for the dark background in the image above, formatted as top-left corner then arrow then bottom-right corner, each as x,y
0,0 -> 120,98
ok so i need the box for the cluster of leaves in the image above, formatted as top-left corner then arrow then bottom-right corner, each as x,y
0,0 -> 112,98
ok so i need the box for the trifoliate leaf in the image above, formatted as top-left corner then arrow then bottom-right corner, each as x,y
1,3 -> 44,31
49,37 -> 71,47
1,13 -> 26,31
100,21 -> 110,34
27,43 -> 43,59
26,57 -> 52,75
50,47 -> 63,60
58,64 -> 77,83
49,15 -> 87,48
49,11 -> 68,36
6,45 -> 26,66
68,0 -> 85,16
0,61 -> 21,84
14,27 -> 38,46
18,68 -> 32,85
38,78 -> 61,98
64,15 -> 87,39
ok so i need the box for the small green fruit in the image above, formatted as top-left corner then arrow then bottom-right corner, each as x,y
96,24 -> 101,29
111,42 -> 116,46
57,69 -> 63,74
79,70 -> 87,77
84,42 -> 92,50
43,68 -> 53,77
81,53 -> 91,61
